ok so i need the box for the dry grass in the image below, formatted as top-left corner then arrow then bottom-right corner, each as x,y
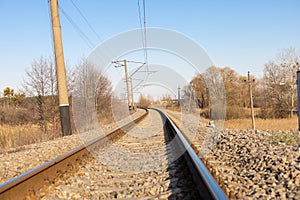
166,107 -> 181,112
268,131 -> 300,145
0,107 -> 133,152
225,117 -> 300,145
224,117 -> 298,131
0,125 -> 60,152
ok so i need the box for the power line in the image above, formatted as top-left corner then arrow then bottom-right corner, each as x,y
137,0 -> 145,49
134,0 -> 150,95
70,0 -> 118,64
59,5 -> 95,49
47,1 -> 55,58
70,0 -> 104,43
137,0 -> 148,66
142,0 -> 148,65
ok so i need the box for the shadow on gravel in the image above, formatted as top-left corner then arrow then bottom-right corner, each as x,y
158,112 -> 201,200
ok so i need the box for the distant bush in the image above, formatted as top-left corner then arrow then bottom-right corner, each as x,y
200,106 -> 247,120
260,107 -> 290,119
226,106 -> 247,120
0,107 -> 35,125
139,95 -> 151,109
200,108 -> 210,118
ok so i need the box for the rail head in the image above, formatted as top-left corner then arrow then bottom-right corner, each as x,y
152,108 -> 228,200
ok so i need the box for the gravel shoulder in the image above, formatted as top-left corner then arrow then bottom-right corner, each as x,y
165,109 -> 300,199
0,109 -> 145,185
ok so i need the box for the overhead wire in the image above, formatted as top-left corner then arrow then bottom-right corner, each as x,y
70,0 -> 120,70
70,0 -> 104,43
48,1 -> 125,90
59,5 -> 95,49
137,0 -> 148,67
133,0 -> 150,95
137,0 -> 145,53
142,0 -> 148,66
57,1 -> 151,97
59,1 -> 121,77
47,1 -> 55,60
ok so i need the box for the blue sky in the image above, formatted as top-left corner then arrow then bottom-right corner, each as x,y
0,0 -> 299,94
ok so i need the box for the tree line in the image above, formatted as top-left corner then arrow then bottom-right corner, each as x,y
1,47 -> 299,135
181,47 -> 300,119
0,56 -> 113,135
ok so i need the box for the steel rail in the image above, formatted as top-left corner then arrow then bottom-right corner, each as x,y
152,108 -> 228,200
0,109 -> 148,200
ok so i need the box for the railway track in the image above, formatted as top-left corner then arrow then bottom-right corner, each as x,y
0,108 -> 227,199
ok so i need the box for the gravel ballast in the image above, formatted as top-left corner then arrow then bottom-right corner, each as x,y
166,110 -> 300,199
0,110 -> 145,185
1,109 -> 299,199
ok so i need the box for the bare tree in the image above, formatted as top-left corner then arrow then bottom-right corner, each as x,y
220,67 -> 241,106
22,56 -> 59,133
65,62 -> 76,97
72,58 -> 112,132
46,58 -> 59,132
277,47 -> 300,118
24,57 -> 51,96
161,94 -> 173,108
96,74 -> 112,118
204,66 -> 226,120
139,94 -> 151,108
190,66 -> 251,119
263,48 -> 300,118
191,73 -> 208,109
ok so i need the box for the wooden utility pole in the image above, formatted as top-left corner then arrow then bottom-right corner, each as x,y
178,86 -> 181,107
297,70 -> 300,131
123,60 -> 132,109
130,78 -> 135,109
113,60 -> 131,110
50,0 -> 72,136
247,71 -> 256,130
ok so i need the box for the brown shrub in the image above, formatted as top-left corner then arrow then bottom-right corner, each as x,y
0,107 -> 35,125
226,106 -> 247,119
